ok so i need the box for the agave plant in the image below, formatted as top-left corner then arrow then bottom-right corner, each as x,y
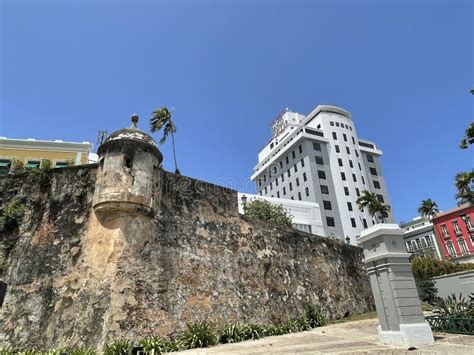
180,322 -> 218,349
103,339 -> 133,355
433,293 -> 474,318
306,305 -> 327,327
219,323 -> 248,343
139,336 -> 167,354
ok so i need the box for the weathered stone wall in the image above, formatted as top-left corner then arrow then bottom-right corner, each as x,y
0,166 -> 374,349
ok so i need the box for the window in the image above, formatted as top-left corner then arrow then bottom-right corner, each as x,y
459,238 -> 470,255
279,161 -> 283,169
358,162 -> 361,170
0,159 -> 11,174
296,177 -> 300,186
370,167 -> 378,176
338,158 -> 343,167
332,132 -> 337,140
301,158 -> 305,167
352,137 -> 355,144
298,192 -> 302,200
281,174 -> 285,182
446,241 -> 456,257
54,161 -> 68,168
346,146 -> 350,154
425,235 -> 433,247
344,186 -> 349,196
466,216 -> 473,230
299,145 -> 302,154
318,170 -> 326,179
270,182 -> 273,190
313,142 -> 321,151
326,217 -> 335,227
288,169 -> 291,177
258,179 -> 262,187
292,151 -> 296,159
336,122 -> 340,127
356,188 -> 360,197
453,220 -> 461,234
351,218 -> 356,228
355,150 -> 359,157
362,176 -> 365,185
26,160 -> 41,169
291,196 -> 294,200
330,121 -> 334,126
294,164 -> 298,173
283,187 -> 286,195
345,124 -> 348,129
335,145 -> 340,153
352,173 -> 357,182
367,155 -> 374,163
303,172 -> 307,182
277,191 -> 280,198
315,156 -> 324,165
441,224 -> 449,238
289,182 -> 293,191
349,160 -> 353,168
341,172 -> 346,181
321,185 -> 329,194
349,126 -> 352,131
323,200 -> 332,210
373,180 -> 381,189
286,156 -> 289,164
363,218 -> 368,228
343,133 -> 347,142
347,202 -> 353,211
305,187 -> 310,197
265,187 -> 267,194
275,179 -> 279,186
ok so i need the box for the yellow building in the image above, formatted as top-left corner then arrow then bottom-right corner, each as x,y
0,137 -> 95,173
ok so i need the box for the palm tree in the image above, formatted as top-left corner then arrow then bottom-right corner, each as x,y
455,171 -> 474,205
150,106 -> 180,175
356,190 -> 391,224
417,199 -> 439,219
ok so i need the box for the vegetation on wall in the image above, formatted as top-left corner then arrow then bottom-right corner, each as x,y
0,198 -> 26,233
243,198 -> 293,227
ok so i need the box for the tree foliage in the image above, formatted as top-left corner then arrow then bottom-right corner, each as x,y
356,190 -> 391,223
455,171 -> 474,206
244,199 -> 293,227
417,198 -> 439,219
150,106 -> 180,174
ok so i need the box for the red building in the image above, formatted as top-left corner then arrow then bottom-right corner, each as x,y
432,204 -> 474,264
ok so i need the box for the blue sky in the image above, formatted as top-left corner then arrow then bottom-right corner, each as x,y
1,0 -> 472,223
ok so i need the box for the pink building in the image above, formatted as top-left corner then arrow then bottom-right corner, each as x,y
432,204 -> 474,264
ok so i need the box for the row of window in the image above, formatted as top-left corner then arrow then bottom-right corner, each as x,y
406,235 -> 434,252
445,238 -> 471,258
440,217 -> 473,238
332,131 -> 357,145
330,121 -> 353,131
0,158 -> 70,174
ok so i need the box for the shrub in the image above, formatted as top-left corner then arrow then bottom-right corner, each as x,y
139,336 -> 167,354
416,279 -> 439,305
411,255 -> 474,280
69,349 -> 96,355
244,199 -> 293,227
0,198 -> 26,232
180,322 -> 218,349
104,339 -> 133,355
163,339 -> 186,352
306,305 -> 327,327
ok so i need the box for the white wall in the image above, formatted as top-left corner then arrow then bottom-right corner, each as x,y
237,192 -> 325,237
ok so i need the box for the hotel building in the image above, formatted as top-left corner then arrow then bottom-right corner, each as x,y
250,105 -> 393,244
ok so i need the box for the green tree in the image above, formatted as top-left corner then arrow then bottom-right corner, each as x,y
150,106 -> 180,175
459,89 -> 474,149
455,171 -> 474,206
356,190 -> 391,223
244,199 -> 293,227
417,199 -> 439,219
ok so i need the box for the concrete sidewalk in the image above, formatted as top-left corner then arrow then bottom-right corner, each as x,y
177,318 -> 474,354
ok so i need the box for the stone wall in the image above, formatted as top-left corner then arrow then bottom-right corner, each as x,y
0,166 -> 374,349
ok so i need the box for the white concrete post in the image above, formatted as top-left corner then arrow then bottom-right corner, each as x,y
358,224 -> 434,347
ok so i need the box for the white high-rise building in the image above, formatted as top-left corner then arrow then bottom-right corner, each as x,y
250,105 -> 394,244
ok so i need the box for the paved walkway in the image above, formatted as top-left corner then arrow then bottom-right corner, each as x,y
177,318 -> 474,354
